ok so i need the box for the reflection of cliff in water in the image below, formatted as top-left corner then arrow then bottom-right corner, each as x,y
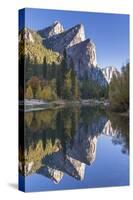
19,106 -> 129,183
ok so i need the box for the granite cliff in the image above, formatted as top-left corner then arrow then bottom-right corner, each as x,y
38,21 -> 64,39
38,22 -> 85,53
37,21 -> 107,86
19,22 -> 110,87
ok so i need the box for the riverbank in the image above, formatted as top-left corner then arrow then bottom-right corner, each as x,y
20,99 -> 110,112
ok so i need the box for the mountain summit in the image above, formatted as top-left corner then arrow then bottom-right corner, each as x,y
40,23 -> 85,54
19,22 -> 109,89
37,23 -> 107,86
38,21 -> 64,39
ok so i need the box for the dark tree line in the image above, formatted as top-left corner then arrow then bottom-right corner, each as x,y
22,52 -> 108,101
109,63 -> 129,112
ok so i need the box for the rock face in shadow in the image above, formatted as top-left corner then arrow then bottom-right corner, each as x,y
55,32 -> 107,85
43,24 -> 85,54
66,39 -> 97,76
66,39 -> 107,85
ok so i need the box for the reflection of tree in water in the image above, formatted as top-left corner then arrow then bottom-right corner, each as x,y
108,113 -> 129,154
25,110 -> 57,132
19,106 -> 129,181
19,107 -> 80,175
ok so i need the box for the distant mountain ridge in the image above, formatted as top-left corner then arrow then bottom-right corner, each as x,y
102,66 -> 119,83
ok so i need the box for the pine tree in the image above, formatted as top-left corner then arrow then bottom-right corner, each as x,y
42,56 -> 47,79
25,54 -> 33,81
56,59 -> 66,98
71,69 -> 79,99
63,70 -> 72,99
109,63 -> 129,112
33,56 -> 40,77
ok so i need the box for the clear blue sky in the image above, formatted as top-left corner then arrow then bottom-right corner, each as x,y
19,8 -> 129,70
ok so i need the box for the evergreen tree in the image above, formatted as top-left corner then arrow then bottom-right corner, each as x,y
33,56 -> 38,76
71,69 -> 79,99
109,63 -> 129,112
42,56 -> 47,79
56,58 -> 66,98
63,70 -> 72,99
51,79 -> 57,95
25,54 -> 33,81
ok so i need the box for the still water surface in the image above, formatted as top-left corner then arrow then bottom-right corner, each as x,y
19,106 -> 129,192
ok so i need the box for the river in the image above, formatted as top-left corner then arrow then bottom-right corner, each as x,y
19,105 -> 129,192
